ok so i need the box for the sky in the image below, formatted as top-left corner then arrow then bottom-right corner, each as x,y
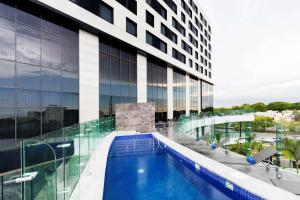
197,0 -> 300,108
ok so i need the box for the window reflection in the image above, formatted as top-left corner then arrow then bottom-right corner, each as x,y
0,1 -> 79,174
0,60 -> 15,87
99,36 -> 137,117
42,32 -> 61,69
16,63 -> 40,90
0,18 -> 15,60
16,24 -> 41,65
147,57 -> 167,122
16,107 -> 41,139
173,70 -> 186,119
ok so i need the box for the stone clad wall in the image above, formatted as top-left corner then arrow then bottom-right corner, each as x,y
115,103 -> 155,133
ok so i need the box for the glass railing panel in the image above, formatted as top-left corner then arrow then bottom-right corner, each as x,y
0,170 -> 22,200
63,125 -> 81,200
22,140 -> 57,200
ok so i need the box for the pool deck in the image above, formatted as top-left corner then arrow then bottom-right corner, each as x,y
70,132 -> 300,200
171,134 -> 300,196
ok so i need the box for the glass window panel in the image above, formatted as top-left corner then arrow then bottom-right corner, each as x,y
121,48 -> 129,60
110,56 -> 120,96
0,2 -> 15,20
129,50 -> 137,62
41,68 -> 61,91
62,92 -> 79,107
99,39 -> 110,54
100,95 -> 110,107
0,59 -> 15,87
0,107 -> 15,139
120,59 -> 129,82
100,53 -> 110,79
62,71 -> 78,93
62,108 -> 78,127
16,63 -> 40,90
41,19 -> 61,36
42,32 -> 61,69
17,9 -> 41,29
110,40 -> 119,57
42,91 -> 61,107
111,96 -> 120,105
0,87 -> 14,107
0,17 -> 15,60
129,62 -> 137,83
99,107 -> 110,117
17,89 -> 40,107
100,79 -> 110,95
16,107 -> 41,139
126,18 -> 137,37
41,106 -> 62,135
99,2 -> 113,23
130,83 -> 137,97
16,24 -> 41,65
61,36 -> 79,72
110,56 -> 120,80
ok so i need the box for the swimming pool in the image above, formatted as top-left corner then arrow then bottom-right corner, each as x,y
103,134 -> 261,200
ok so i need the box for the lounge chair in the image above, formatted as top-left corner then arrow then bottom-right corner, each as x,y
217,146 -> 277,166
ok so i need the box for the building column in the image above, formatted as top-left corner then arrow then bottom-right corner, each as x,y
186,74 -> 190,116
79,30 -> 99,123
167,66 -> 173,120
137,53 -> 147,103
198,80 -> 201,114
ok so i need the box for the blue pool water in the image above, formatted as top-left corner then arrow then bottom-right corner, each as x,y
104,135 -> 234,200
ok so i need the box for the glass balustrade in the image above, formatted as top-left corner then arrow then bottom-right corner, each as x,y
0,117 -> 115,200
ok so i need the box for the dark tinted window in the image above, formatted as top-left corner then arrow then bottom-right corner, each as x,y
161,23 -> 177,44
116,0 -> 137,14
126,18 -> 137,37
146,0 -> 167,20
99,1 -> 113,23
172,48 -> 186,64
41,32 -> 61,69
172,17 -> 185,36
146,31 -> 167,53
181,12 -> 185,23
146,11 -> 154,27
163,0 -> 177,14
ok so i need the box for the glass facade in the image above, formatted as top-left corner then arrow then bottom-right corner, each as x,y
0,1 -> 79,173
190,76 -> 198,114
99,36 -> 137,117
147,57 -> 168,122
173,70 -> 186,119
201,81 -> 213,112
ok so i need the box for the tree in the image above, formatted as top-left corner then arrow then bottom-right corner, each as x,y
267,102 -> 292,111
251,102 -> 267,112
292,102 -> 300,110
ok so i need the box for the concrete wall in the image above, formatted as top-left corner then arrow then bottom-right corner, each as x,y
186,74 -> 190,116
115,103 -> 155,133
137,53 -> 147,103
167,66 -> 173,120
79,30 -> 99,123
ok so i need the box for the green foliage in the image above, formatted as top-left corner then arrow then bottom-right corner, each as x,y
251,103 -> 267,112
253,116 -> 274,132
281,138 -> 300,173
267,102 -> 292,111
214,101 -> 300,113
228,140 -> 263,156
